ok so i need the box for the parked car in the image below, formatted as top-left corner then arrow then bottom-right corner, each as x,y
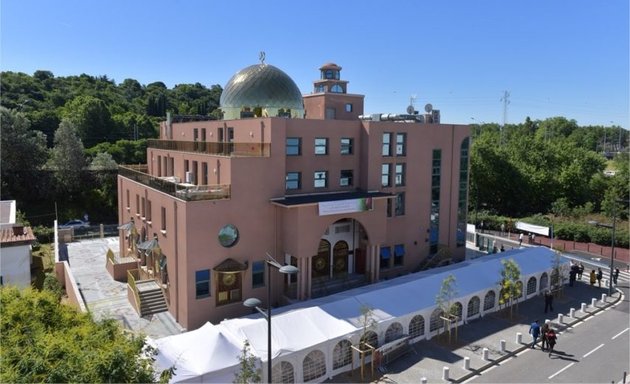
59,219 -> 90,229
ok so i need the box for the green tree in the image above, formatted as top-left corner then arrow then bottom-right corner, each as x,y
63,95 -> 115,147
0,107 -> 49,200
233,340 -> 261,384
47,119 -> 86,193
0,286 -> 155,383
498,258 -> 522,319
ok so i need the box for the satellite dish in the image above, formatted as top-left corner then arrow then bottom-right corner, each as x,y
406,105 -> 415,114
424,103 -> 433,113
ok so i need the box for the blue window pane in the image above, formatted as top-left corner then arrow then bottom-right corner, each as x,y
394,244 -> 405,257
196,270 -> 209,280
380,247 -> 391,259
253,261 -> 265,273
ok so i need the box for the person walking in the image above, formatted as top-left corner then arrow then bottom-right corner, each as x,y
578,263 -> 584,280
546,328 -> 557,356
544,290 -> 554,313
590,270 -> 596,286
540,322 -> 550,351
596,268 -> 603,288
529,320 -> 541,349
519,233 -> 524,246
613,268 -> 620,285
532,233 -> 536,244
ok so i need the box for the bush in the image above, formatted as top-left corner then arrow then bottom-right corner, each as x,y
42,273 -> 63,300
33,225 -> 54,244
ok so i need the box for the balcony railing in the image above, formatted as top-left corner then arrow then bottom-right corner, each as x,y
119,165 -> 231,201
148,139 -> 270,157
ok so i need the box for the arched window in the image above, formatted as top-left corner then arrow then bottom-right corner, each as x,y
384,322 -> 403,343
451,302 -> 463,320
408,315 -> 425,338
527,276 -> 537,295
332,340 -> 352,370
484,290 -> 496,311
333,241 -> 349,273
330,84 -> 343,93
302,350 -> 326,382
272,361 -> 294,384
539,272 -> 549,291
467,296 -> 481,318
430,308 -> 444,332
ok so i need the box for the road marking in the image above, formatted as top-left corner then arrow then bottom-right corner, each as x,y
612,328 -> 629,340
583,343 -> 605,358
548,362 -> 574,379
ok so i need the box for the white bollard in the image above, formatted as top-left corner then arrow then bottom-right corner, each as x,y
601,293 -> 607,302
443,366 -> 450,381
463,356 -> 470,370
500,339 -> 506,352
482,347 -> 489,361
591,298 -> 597,307
557,313 -> 563,323
421,377 -> 427,384
581,302 -> 587,312
516,332 -> 522,344
569,308 -> 575,318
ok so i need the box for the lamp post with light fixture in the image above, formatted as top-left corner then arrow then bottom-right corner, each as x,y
244,256 -> 298,383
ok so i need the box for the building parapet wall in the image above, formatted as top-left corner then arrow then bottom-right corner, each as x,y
148,139 -> 270,157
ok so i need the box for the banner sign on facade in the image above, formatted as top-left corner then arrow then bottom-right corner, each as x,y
318,198 -> 373,216
515,221 -> 550,236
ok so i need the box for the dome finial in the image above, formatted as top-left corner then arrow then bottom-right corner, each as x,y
259,51 -> 266,65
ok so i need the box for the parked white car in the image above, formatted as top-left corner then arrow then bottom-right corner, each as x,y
59,219 -> 90,229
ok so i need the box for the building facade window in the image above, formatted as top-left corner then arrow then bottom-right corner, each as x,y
314,171 -> 328,188
395,163 -> 406,186
340,170 -> 353,187
195,269 -> 210,298
457,138 -> 470,247
331,84 -> 343,93
394,244 -> 404,266
135,194 -> 140,215
141,197 -> 146,218
126,190 -> 130,210
382,133 -> 392,156
380,246 -> 391,269
314,138 -> 328,155
252,261 -> 265,288
146,200 -> 152,222
381,164 -> 391,187
340,138 -> 353,155
386,199 -> 393,218
202,162 -> 208,185
395,192 -> 405,216
396,133 -> 407,156
430,149 -> 442,254
286,138 -> 301,156
345,103 -> 353,112
286,172 -> 301,190
161,207 -> 166,231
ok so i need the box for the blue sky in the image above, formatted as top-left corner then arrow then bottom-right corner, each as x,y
1,0 -> 628,127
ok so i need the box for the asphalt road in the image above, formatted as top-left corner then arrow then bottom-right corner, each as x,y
466,258 -> 629,384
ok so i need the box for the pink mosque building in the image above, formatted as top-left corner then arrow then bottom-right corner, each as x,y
117,61 -> 471,330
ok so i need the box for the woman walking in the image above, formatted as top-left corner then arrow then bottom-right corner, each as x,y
546,328 -> 557,356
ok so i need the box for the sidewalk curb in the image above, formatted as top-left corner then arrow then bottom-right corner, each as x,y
452,288 -> 624,383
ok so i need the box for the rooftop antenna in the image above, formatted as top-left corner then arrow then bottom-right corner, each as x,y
500,90 -> 510,146
407,94 -> 417,114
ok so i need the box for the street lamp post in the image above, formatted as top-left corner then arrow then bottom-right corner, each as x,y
244,257 -> 298,383
588,206 -> 617,296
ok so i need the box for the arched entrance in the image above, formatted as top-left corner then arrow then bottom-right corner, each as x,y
311,218 -> 369,298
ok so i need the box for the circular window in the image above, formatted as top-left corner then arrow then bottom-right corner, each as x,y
218,224 -> 239,248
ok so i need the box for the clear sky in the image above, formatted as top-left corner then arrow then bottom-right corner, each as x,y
1,0 -> 628,127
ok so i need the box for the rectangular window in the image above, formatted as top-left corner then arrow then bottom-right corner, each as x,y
252,261 -> 265,288
396,133 -> 407,156
314,171 -> 328,188
157,155 -> 162,177
193,128 -> 199,141
184,160 -> 189,173
345,103 -> 353,112
195,269 -> 210,298
387,199 -> 393,218
202,162 -> 208,185
314,138 -> 328,155
286,172 -> 301,190
380,246 -> 391,269
286,137 -> 301,156
135,194 -> 140,215
141,197 -> 146,218
146,200 -> 152,222
192,161 -> 198,185
126,190 -> 130,210
161,207 -> 166,231
340,170 -> 353,187
382,133 -> 392,156
381,164 -> 391,187
340,138 -> 353,155
394,244 -> 404,266
395,163 -> 406,186
395,192 -> 405,216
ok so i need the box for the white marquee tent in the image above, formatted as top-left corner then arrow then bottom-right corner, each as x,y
151,247 -> 565,383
